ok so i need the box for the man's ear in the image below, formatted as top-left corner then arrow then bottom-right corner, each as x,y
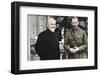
46,24 -> 49,29
77,22 -> 79,25
47,24 -> 48,26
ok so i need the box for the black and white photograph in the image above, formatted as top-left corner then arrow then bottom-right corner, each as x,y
11,1 -> 97,74
28,15 -> 88,61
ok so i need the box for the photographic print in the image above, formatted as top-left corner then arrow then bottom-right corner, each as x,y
11,1 -> 97,74
27,15 -> 88,61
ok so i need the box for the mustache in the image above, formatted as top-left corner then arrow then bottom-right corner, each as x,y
51,26 -> 56,28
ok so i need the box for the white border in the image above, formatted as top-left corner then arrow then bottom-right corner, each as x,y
20,6 -> 95,70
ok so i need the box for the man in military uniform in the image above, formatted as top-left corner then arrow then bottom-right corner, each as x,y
64,17 -> 88,59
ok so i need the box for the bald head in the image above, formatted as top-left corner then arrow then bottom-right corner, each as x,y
48,18 -> 56,24
47,18 -> 56,32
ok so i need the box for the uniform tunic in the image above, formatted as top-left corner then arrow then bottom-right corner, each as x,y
35,29 -> 60,60
64,27 -> 88,59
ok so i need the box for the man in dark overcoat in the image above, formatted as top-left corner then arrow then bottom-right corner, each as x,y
35,17 -> 60,60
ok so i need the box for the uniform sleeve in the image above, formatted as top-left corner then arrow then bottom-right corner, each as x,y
79,31 -> 88,51
64,31 -> 70,52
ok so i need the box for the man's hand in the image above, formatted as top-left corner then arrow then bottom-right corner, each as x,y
74,47 -> 80,52
69,48 -> 76,53
69,47 -> 80,53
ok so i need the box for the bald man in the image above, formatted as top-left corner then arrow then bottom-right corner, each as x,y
35,18 -> 60,60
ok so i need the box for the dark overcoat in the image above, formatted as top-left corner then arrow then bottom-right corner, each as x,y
35,29 -> 60,60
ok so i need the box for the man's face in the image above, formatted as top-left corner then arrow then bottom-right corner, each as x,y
47,18 -> 56,32
71,18 -> 79,30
